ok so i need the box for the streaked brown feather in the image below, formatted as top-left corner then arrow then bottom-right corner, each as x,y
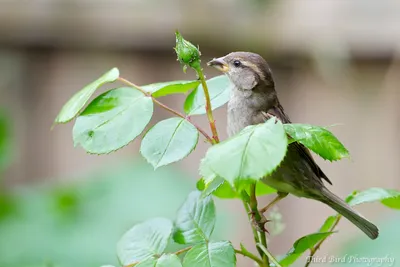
261,103 -> 333,185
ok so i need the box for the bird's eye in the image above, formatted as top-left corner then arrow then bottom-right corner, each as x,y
233,60 -> 241,67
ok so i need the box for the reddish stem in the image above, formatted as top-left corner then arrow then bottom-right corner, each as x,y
196,70 -> 220,144
117,77 -> 213,143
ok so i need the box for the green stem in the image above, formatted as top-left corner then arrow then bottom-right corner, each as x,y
242,198 -> 265,262
119,59 -> 275,267
249,184 -> 270,267
235,248 -> 265,266
118,77 -> 213,143
257,243 -> 282,267
195,68 -> 219,143
304,215 -> 342,267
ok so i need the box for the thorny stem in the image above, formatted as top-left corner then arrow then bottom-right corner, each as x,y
304,215 -> 342,267
195,68 -> 220,144
249,183 -> 270,267
242,199 -> 265,261
117,77 -> 213,144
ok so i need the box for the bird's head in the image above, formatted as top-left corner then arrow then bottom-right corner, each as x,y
207,52 -> 274,91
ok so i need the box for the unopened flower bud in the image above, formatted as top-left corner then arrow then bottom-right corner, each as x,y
175,31 -> 201,71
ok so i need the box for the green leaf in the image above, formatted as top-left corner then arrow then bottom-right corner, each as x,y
117,218 -> 173,265
182,241 -> 236,267
184,75 -> 231,115
382,197 -> 400,209
140,118 -> 199,169
136,258 -> 157,267
156,254 -> 182,267
200,118 -> 287,189
0,162 -> 239,267
173,191 -> 216,244
284,124 -> 349,161
136,254 -> 182,267
239,243 -> 252,259
73,87 -> 153,154
197,178 -> 275,199
252,182 -> 277,196
279,232 -> 334,266
344,190 -> 358,203
142,80 -> 200,98
55,68 -> 119,124
347,188 -> 400,209
318,215 -> 338,233
197,177 -> 238,199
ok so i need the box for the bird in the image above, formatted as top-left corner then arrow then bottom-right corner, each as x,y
207,52 -> 379,240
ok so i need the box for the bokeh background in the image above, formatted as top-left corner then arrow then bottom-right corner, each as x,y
1,0 -> 400,267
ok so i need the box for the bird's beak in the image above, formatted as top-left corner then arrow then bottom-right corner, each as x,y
207,57 -> 229,73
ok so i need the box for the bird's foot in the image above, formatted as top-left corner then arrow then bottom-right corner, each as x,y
249,210 -> 271,233
259,192 -> 288,214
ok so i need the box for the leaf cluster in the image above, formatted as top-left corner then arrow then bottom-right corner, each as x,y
53,32 -> 400,267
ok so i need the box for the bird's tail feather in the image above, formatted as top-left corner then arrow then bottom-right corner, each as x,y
320,188 -> 379,240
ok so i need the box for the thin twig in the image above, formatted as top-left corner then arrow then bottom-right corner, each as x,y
195,69 -> 219,143
235,248 -> 265,266
123,261 -> 137,267
257,243 -> 282,267
304,215 -> 342,267
117,77 -> 213,143
259,193 -> 287,214
174,246 -> 192,256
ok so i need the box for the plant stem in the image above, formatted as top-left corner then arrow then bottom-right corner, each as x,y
125,245 -> 267,267
120,70 -> 269,267
117,77 -> 213,143
174,246 -> 193,256
249,184 -> 270,267
242,199 -> 265,262
235,248 -> 265,266
195,68 -> 219,143
304,215 -> 342,267
257,243 -> 282,267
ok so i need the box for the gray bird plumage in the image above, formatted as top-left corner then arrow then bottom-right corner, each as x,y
208,52 -> 379,239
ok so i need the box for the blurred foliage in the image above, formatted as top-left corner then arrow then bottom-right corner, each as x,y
0,111 -> 13,174
279,232 -> 334,266
0,160 -> 237,267
337,213 -> 400,267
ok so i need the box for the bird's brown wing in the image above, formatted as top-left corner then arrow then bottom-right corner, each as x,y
262,104 -> 332,185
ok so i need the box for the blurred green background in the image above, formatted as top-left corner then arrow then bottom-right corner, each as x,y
0,159 -> 237,267
0,0 -> 399,266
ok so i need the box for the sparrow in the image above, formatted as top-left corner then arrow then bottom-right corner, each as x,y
208,52 -> 379,239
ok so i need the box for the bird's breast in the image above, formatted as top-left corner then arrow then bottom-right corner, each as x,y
227,88 -> 272,137
227,96 -> 258,137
